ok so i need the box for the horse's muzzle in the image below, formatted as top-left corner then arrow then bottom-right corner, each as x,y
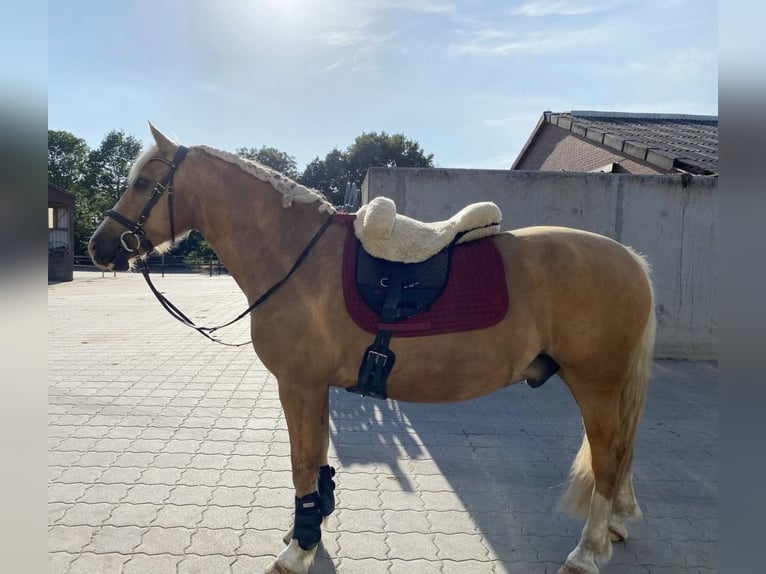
88,238 -> 132,271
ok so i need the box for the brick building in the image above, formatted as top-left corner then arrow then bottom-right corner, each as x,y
512,110 -> 718,175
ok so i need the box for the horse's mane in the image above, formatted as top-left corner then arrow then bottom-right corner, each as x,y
197,146 -> 336,214
130,143 -> 336,214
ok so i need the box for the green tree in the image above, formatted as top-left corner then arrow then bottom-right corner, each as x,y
48,130 -> 89,192
236,146 -> 299,180
299,132 -> 434,205
300,148 -> 347,204
73,130 -> 142,254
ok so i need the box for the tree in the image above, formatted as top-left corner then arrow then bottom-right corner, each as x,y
48,130 -> 89,192
236,146 -> 299,180
300,148 -> 347,204
73,130 -> 142,254
299,132 -> 434,205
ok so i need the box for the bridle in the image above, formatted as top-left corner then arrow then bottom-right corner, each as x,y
106,145 -> 189,256
103,144 -> 333,347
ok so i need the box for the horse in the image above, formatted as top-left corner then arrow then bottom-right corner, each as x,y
89,124 -> 655,574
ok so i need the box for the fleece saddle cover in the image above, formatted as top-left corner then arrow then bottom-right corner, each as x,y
340,219 -> 509,337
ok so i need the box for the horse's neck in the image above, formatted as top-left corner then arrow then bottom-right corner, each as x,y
189,162 -> 329,300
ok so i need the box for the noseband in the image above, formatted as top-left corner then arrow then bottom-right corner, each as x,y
105,145 -> 189,256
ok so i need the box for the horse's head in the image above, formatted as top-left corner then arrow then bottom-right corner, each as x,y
89,123 -> 193,271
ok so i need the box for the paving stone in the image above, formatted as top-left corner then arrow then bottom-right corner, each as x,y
137,526 -> 194,555
386,531 -> 439,560
48,551 -> 76,574
48,525 -> 97,553
434,532 -> 490,561
210,485 -> 255,507
153,504 -> 206,528
177,555 -> 234,574
79,483 -> 129,504
58,502 -> 114,527
199,505 -> 250,529
231,555 -> 278,574
86,525 -> 145,554
104,502 -> 160,527
338,531 -> 389,560
188,527 -> 242,556
167,485 -> 215,506
124,483 -> 173,504
67,552 -> 128,574
238,529 -> 284,556
123,553 -> 182,574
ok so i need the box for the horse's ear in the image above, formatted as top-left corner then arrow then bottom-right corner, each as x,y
148,122 -> 175,152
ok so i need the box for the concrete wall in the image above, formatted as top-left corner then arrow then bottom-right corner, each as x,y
362,168 -> 717,360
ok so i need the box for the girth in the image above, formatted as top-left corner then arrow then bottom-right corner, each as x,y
347,238 -> 458,400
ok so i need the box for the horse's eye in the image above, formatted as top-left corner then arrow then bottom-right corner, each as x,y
134,177 -> 151,191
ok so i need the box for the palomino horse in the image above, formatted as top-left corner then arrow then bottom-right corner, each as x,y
89,125 -> 655,574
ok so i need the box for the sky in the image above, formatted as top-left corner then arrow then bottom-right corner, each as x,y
47,0 -> 718,171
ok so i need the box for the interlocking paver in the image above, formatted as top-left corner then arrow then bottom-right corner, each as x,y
86,524 -> 145,553
153,504 -> 206,528
137,526 -> 194,555
123,553 -> 182,574
67,552 -> 129,574
48,525 -> 97,553
177,555 -> 234,574
188,527 -> 242,556
386,531 -> 439,560
58,502 -> 114,527
49,272 -> 718,573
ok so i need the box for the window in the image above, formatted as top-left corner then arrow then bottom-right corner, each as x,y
48,206 -> 69,230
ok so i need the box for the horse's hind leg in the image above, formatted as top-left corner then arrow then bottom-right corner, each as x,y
558,384 -> 625,574
608,471 -> 641,541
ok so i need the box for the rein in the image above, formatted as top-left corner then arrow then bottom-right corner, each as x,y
105,145 -> 335,347
137,216 -> 334,347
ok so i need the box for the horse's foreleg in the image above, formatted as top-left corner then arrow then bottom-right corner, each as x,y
267,384 -> 329,574
281,391 -> 335,545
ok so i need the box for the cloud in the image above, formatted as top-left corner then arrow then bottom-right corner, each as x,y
321,60 -> 343,73
452,24 -> 614,56
366,0 -> 456,14
510,0 -> 624,17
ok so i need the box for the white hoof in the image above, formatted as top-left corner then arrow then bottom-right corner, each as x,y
265,539 -> 316,574
608,516 -> 629,542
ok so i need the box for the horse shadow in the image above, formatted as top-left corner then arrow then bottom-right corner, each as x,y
327,380 -> 584,565
326,362 -> 719,569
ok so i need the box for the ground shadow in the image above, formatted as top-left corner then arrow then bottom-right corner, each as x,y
328,360 -> 718,569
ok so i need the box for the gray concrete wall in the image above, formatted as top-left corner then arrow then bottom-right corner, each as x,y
362,168 -> 718,360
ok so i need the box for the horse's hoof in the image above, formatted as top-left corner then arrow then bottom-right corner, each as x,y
265,559 -> 294,574
609,520 -> 629,542
282,526 -> 294,545
557,565 -> 595,574
609,529 -> 626,542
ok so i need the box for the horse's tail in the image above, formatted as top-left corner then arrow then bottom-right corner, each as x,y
562,247 -> 656,517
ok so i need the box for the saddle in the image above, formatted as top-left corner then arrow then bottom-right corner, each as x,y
341,198 -> 505,400
354,197 -> 502,263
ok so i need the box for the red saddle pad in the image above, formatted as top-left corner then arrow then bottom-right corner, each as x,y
339,218 -> 509,337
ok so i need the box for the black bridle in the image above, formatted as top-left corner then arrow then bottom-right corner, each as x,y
106,145 -> 189,256
105,145 -> 334,347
